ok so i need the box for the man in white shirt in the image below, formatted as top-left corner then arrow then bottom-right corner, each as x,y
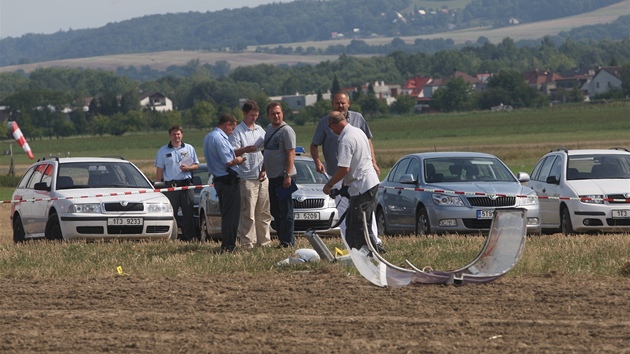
323,111 -> 380,254
230,100 -> 272,248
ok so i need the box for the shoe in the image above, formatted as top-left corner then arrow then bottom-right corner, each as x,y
220,246 -> 238,254
376,243 -> 387,254
358,245 -> 372,258
276,243 -> 291,249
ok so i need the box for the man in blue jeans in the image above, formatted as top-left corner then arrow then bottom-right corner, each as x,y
263,102 -> 296,248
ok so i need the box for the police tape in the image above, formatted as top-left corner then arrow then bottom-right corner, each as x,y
0,185 -> 212,205
378,185 -> 630,203
2,184 -> 629,205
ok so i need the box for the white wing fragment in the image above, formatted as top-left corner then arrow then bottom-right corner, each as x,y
362,208 -> 528,287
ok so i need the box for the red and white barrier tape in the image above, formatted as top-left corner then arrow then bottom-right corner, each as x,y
2,184 -> 629,205
1,185 -> 212,205
379,185 -> 630,203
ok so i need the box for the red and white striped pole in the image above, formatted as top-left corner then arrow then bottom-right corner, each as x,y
7,121 -> 34,159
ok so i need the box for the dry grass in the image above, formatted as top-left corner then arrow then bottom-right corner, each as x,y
1,204 -> 629,279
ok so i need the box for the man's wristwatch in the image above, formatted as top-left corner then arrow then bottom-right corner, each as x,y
283,171 -> 289,177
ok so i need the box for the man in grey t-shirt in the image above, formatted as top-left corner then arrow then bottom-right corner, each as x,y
263,102 -> 296,248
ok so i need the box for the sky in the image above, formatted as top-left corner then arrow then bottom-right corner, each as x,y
0,0 -> 283,38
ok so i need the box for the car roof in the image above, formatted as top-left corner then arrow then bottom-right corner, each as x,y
196,155 -> 314,170
562,149 -> 630,156
37,157 -> 131,164
404,151 -> 499,159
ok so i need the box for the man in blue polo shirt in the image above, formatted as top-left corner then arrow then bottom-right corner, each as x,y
204,114 -> 245,253
155,125 -> 199,242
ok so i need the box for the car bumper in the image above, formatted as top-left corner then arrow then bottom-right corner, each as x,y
429,206 -> 541,234
568,203 -> 630,233
271,207 -> 341,235
59,215 -> 175,240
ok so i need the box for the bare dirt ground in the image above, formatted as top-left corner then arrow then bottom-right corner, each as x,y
1,206 -> 630,352
1,275 -> 629,353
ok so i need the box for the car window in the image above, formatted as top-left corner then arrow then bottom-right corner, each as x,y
425,157 -> 515,182
17,165 -> 37,189
294,160 -> 329,185
388,158 -> 411,183
569,154 -> 630,180
549,157 -> 563,181
41,164 -> 54,188
407,158 -> 420,181
532,155 -> 557,182
58,162 -> 153,188
26,164 -> 50,189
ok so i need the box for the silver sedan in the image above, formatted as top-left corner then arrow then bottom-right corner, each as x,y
376,152 -> 541,235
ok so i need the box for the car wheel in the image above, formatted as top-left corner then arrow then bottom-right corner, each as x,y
13,214 -> 26,243
376,208 -> 389,236
45,213 -> 63,240
199,212 -> 209,242
561,207 -> 575,235
170,219 -> 178,241
200,211 -> 221,242
415,207 -> 431,235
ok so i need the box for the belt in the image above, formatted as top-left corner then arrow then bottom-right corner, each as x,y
213,175 -> 240,184
165,179 -> 191,187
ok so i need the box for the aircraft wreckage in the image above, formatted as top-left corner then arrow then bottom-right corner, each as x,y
306,208 -> 527,288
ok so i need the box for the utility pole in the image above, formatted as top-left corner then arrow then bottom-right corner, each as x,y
8,142 -> 15,176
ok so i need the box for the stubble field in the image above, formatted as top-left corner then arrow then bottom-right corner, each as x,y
1,203 -> 629,352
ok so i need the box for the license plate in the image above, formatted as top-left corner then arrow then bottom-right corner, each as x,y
295,212 -> 319,220
612,210 -> 630,218
477,210 -> 494,219
108,217 -> 143,226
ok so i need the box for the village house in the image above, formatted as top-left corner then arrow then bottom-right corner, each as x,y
139,92 -> 173,112
580,66 -> 623,98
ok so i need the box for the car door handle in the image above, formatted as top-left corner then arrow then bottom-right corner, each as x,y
397,190 -> 402,195
542,188 -> 546,193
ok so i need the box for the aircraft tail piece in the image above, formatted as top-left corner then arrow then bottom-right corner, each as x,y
306,208 -> 527,288
363,208 -> 528,287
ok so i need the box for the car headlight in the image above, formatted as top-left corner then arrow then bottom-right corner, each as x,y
432,193 -> 464,207
516,192 -> 539,206
326,197 -> 337,208
580,195 -> 605,204
147,203 -> 173,213
68,203 -> 102,213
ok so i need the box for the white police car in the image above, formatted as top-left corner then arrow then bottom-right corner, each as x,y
11,157 -> 177,242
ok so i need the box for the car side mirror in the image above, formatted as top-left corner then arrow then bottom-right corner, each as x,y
34,182 -> 50,191
545,175 -> 560,185
516,172 -> 530,183
153,181 -> 166,189
399,174 -> 417,184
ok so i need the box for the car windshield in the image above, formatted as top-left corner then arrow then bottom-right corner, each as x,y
425,157 -> 516,182
568,154 -> 630,180
57,162 -> 153,189
294,160 -> 329,185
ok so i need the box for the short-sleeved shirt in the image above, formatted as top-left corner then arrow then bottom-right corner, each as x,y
337,124 -> 380,197
155,142 -> 199,182
263,123 -> 296,178
311,110 -> 372,175
229,121 -> 265,180
204,127 -> 238,179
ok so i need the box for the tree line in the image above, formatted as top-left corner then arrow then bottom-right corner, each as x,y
1,35 -> 629,140
0,0 -> 624,66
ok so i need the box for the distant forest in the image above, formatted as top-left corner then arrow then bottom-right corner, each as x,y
0,0 -> 624,67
